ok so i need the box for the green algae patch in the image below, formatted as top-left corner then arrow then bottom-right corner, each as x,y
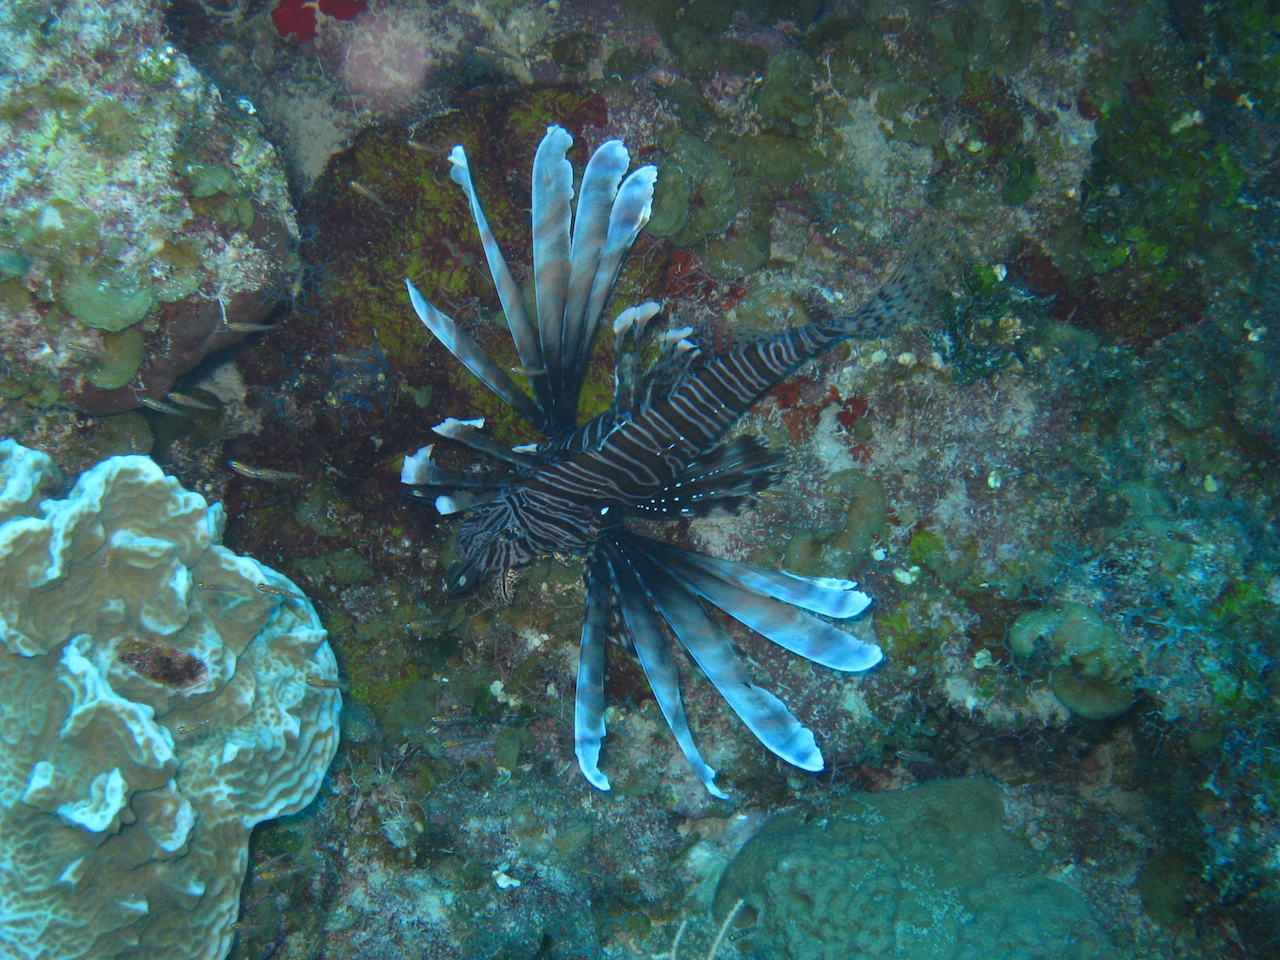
59,264 -> 154,331
296,549 -> 374,586
153,242 -> 204,302
907,526 -> 978,584
64,411 -> 154,462
87,325 -> 146,389
1009,602 -> 1136,719
1050,666 -> 1134,720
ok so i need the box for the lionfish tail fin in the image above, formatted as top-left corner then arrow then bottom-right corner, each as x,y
811,210 -> 972,340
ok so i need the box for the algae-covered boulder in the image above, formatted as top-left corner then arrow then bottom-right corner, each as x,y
0,440 -> 340,960
715,778 -> 1119,960
0,0 -> 298,414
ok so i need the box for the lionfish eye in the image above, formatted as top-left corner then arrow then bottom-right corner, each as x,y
500,526 -> 520,542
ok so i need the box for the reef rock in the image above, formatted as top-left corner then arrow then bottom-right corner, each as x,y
0,0 -> 298,415
0,439 -> 340,960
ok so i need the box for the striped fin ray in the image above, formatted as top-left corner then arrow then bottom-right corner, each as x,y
638,537 -> 881,672
562,140 -> 632,405
575,546 -> 614,791
611,301 -> 662,420
400,444 -> 520,488
530,127 -> 574,412
447,146 -> 553,422
603,537 -> 727,798
632,436 -> 787,518
564,164 -> 658,412
431,418 -> 536,467
624,540 -> 825,772
433,488 -> 503,516
405,279 -> 544,428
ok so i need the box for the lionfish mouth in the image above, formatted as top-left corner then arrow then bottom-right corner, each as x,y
443,558 -> 481,596
398,124 -> 954,796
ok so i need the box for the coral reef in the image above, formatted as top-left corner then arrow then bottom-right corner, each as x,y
715,778 -> 1118,959
3,0 -> 1278,958
0,440 -> 340,960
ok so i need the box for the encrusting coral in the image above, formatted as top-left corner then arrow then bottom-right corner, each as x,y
0,439 -> 340,960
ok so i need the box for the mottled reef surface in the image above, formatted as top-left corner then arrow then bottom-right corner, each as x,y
2,0 -> 1279,958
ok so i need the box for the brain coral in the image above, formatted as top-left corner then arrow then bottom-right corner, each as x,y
0,440 -> 340,960
715,778 -> 1120,960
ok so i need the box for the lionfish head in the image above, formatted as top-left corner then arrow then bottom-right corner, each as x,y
445,494 -> 537,594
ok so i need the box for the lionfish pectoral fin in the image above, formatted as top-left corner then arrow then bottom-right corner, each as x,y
405,279 -> 545,428
602,539 -> 728,799
633,436 -> 788,518
562,140 -> 632,390
447,146 -> 553,420
401,444 -> 435,485
640,539 -> 882,673
575,547 -> 613,791
531,126 -> 574,408
627,544 -> 825,773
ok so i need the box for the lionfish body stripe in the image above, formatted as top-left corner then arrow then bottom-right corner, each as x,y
403,125 -> 953,796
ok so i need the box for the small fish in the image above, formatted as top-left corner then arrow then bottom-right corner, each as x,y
227,460 -> 302,482
256,581 -> 307,599
176,718 -> 212,734
348,179 -> 397,219
165,390 -> 219,412
306,675 -> 347,691
251,856 -> 301,884
895,749 -> 937,765
224,322 -> 277,333
137,396 -> 193,417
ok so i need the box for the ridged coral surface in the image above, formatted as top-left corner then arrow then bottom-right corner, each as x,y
716,778 -> 1119,960
0,439 -> 340,960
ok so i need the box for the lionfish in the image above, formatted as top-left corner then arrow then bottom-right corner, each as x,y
402,126 -> 946,797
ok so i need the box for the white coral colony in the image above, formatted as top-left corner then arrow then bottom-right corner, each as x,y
0,440 -> 341,960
